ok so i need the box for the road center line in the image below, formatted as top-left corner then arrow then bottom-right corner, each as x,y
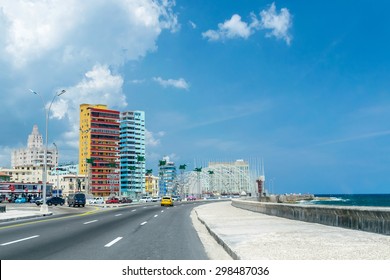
140,221 -> 147,226
1,235 -> 40,246
104,237 -> 123,247
84,220 -> 98,224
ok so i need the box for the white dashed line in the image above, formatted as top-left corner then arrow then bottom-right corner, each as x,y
131,209 -> 136,212
104,237 -> 123,247
1,235 -> 40,246
115,214 -> 122,217
140,221 -> 147,226
154,215 -> 158,218
161,210 -> 164,213
83,220 -> 98,224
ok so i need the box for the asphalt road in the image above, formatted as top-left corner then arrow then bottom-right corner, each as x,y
0,202 -> 210,260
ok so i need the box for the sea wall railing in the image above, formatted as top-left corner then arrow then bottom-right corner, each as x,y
232,199 -> 390,235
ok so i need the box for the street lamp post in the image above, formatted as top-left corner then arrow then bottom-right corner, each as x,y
30,89 -> 66,213
53,142 -> 59,197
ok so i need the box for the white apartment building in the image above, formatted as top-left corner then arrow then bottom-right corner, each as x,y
11,125 -> 58,168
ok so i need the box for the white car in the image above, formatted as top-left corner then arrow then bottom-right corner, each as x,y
152,196 -> 161,202
139,196 -> 152,203
90,197 -> 104,204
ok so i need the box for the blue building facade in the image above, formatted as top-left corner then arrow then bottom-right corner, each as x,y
119,111 -> 146,198
158,156 -> 177,196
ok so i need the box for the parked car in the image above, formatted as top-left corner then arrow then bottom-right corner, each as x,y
119,197 -> 133,204
186,195 -> 196,201
106,197 -> 119,204
36,196 -> 65,206
89,197 -> 104,204
30,196 -> 42,204
15,197 -> 27,203
152,196 -> 161,202
171,195 -> 182,202
161,196 -> 173,207
139,196 -> 152,203
67,193 -> 86,207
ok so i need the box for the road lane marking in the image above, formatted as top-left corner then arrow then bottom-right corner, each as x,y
161,210 -> 164,213
1,235 -> 39,246
115,214 -> 122,217
140,221 -> 147,226
154,215 -> 158,218
104,237 -> 123,247
131,210 -> 136,212
83,220 -> 98,224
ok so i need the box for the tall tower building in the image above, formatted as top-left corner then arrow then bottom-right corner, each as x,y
158,156 -> 177,196
79,104 -> 120,197
119,111 -> 145,198
12,125 -> 57,168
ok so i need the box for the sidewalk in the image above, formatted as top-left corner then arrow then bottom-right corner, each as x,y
0,208 -> 52,222
194,201 -> 390,260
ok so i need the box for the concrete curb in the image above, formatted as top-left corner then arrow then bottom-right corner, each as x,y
0,212 -> 53,222
194,208 -> 241,260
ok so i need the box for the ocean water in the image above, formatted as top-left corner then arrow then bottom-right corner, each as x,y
303,194 -> 390,207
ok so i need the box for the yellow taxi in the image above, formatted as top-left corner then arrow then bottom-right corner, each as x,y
160,196 -> 174,207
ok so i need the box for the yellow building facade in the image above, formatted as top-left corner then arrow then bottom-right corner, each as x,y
79,104 -> 120,197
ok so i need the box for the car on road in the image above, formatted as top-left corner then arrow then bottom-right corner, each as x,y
119,197 -> 133,204
67,193 -> 86,207
152,196 -> 161,202
15,197 -> 27,203
186,195 -> 196,201
139,196 -> 152,203
89,197 -> 104,204
161,196 -> 173,207
106,197 -> 119,204
30,196 -> 42,204
171,195 -> 182,202
36,196 -> 65,206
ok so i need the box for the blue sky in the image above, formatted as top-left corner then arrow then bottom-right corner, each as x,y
1,0 -> 390,194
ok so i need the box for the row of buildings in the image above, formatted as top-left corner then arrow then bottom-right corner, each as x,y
0,103 -> 262,201
1,104 -> 158,200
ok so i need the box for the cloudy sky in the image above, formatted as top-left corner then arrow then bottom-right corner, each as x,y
1,0 -> 390,194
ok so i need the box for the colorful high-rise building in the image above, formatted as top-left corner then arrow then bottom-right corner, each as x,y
79,104 -> 120,197
119,111 -> 145,198
158,156 -> 177,196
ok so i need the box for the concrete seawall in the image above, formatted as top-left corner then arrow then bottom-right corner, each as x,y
232,199 -> 390,235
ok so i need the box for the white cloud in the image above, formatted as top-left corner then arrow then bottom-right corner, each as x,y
50,64 -> 127,148
153,77 -> 190,90
146,130 -> 165,147
202,14 -> 255,41
189,20 -> 197,29
202,2 -> 292,45
260,2 -> 292,45
0,0 -> 179,68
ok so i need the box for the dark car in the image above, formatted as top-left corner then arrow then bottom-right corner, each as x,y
67,193 -> 86,207
36,196 -> 65,206
119,197 -> 133,204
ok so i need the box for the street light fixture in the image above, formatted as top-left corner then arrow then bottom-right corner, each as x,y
53,142 -> 60,197
30,89 -> 66,213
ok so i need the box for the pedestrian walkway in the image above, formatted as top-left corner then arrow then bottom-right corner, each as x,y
194,201 -> 390,260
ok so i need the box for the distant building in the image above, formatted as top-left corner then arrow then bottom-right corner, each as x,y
145,174 -> 159,197
11,124 -> 58,170
48,163 -> 87,197
79,104 -> 120,197
119,111 -> 146,198
158,156 -> 177,196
